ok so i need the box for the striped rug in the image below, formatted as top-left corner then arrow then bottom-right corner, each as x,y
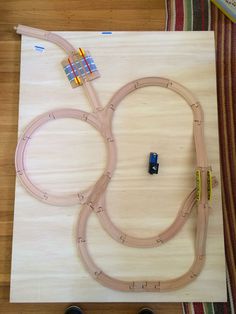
165,1 -> 236,314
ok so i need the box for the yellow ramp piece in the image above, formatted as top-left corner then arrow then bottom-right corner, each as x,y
196,169 -> 201,202
207,170 -> 213,201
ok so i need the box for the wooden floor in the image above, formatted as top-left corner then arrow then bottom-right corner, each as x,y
0,0 -> 182,313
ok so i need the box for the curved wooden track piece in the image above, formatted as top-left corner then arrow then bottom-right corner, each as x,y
15,25 -> 215,292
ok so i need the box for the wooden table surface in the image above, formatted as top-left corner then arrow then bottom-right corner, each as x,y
0,0 -> 193,313
10,30 -> 226,304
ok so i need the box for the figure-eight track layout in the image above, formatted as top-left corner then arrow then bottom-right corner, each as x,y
15,25 -> 216,292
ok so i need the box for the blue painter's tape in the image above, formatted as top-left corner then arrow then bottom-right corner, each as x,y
101,31 -> 112,35
34,45 -> 45,52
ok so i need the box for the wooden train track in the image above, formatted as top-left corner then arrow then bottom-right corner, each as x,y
14,25 -> 215,292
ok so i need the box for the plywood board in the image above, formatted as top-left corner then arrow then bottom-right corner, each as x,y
10,31 -> 226,302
